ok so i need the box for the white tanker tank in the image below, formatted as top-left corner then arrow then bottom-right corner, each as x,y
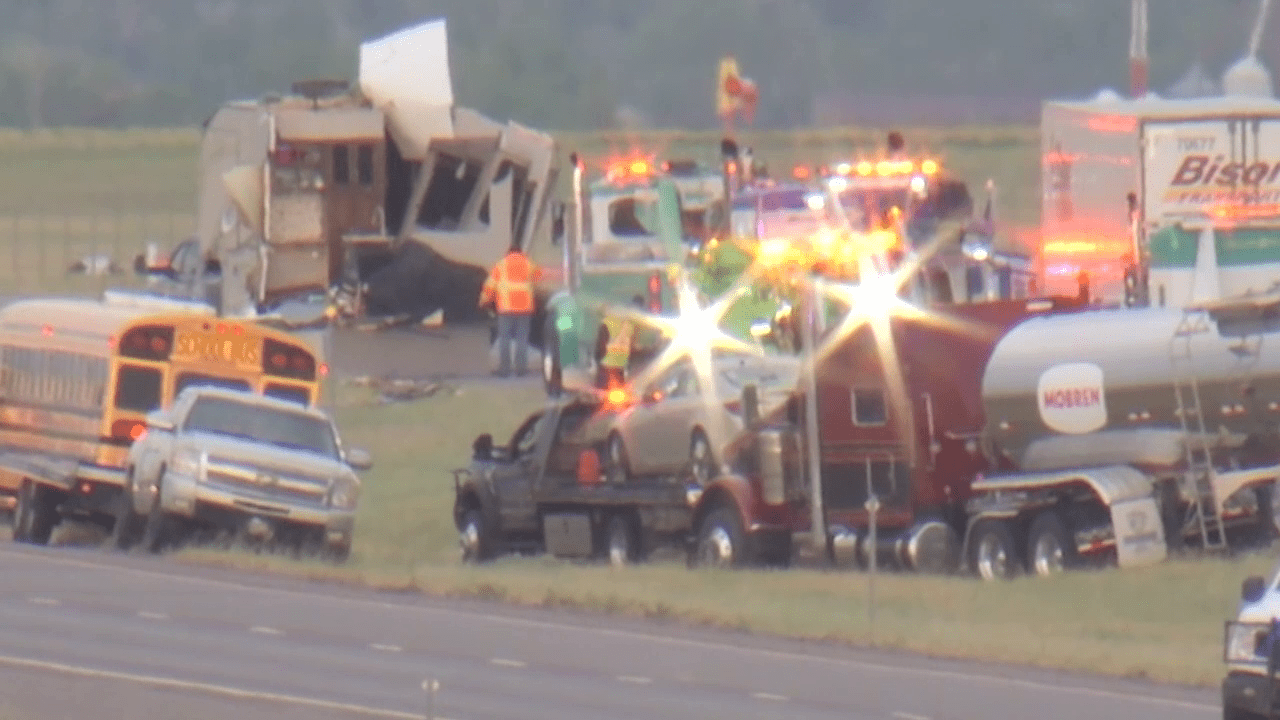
981,304 -> 1280,475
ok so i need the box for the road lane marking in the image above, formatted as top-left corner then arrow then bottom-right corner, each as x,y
617,675 -> 652,684
0,652 -> 455,720
489,658 -> 526,668
893,712 -> 931,720
137,611 -> 168,620
751,692 -> 789,702
27,597 -> 59,606
249,626 -> 282,636
370,643 -> 402,653
0,547 -> 1219,713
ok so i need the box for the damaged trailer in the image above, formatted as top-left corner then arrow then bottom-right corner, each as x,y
142,18 -> 562,327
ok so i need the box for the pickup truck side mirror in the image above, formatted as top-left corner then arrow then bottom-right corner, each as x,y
1243,575 -> 1268,603
146,411 -> 175,432
346,447 -> 373,471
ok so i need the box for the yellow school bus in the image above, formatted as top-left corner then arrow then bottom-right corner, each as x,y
0,294 -> 326,543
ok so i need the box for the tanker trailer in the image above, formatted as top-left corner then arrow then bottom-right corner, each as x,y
963,299 -> 1280,580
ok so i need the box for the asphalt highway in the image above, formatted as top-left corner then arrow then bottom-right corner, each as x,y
0,543 -> 1223,720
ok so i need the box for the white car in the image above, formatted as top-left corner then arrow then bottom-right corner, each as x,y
589,351 -> 801,484
1223,560 -> 1280,719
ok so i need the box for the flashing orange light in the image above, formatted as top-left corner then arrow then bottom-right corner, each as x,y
921,159 -> 939,175
792,165 -> 811,180
856,161 -> 873,176
1043,240 -> 1100,254
629,160 -> 650,175
606,387 -> 629,405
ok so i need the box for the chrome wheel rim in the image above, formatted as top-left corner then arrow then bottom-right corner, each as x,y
700,527 -> 733,566
976,534 -> 1007,581
460,520 -> 480,559
1032,534 -> 1064,577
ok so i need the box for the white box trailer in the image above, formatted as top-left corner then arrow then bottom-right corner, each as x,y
1040,92 -> 1280,306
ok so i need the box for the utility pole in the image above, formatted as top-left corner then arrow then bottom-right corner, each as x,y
802,275 -> 826,557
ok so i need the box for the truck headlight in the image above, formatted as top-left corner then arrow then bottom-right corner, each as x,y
329,475 -> 360,510
172,448 -> 205,480
1226,621 -> 1271,664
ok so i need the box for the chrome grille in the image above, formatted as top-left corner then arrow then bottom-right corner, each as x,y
204,457 -> 328,505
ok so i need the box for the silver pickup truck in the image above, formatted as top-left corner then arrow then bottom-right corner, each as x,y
112,385 -> 371,561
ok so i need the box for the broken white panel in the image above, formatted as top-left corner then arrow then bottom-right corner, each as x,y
359,17 -> 455,158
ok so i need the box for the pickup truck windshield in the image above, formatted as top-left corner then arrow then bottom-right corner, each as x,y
184,396 -> 340,459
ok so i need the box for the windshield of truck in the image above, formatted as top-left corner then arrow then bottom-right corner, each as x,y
839,179 -> 973,231
584,196 -> 671,264
183,395 -> 340,459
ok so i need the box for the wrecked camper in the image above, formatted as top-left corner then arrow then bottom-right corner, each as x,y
141,18 -> 561,326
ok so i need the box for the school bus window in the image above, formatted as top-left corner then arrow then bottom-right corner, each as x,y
114,366 -> 162,413
176,372 -> 251,396
265,383 -> 310,407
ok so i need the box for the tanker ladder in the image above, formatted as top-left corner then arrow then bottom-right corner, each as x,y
1169,309 -> 1228,551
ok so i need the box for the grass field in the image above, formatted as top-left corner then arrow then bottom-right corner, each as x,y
163,379 -> 1269,689
15,124 -> 1261,690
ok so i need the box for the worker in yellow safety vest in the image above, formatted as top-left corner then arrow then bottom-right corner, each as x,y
595,296 -> 645,389
479,243 -> 542,377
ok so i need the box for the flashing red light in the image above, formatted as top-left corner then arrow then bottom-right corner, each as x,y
107,335 -> 117,349
149,336 -> 168,354
270,353 -> 287,369
291,355 -> 309,372
41,324 -> 53,337
111,419 -> 146,442
318,362 -> 329,377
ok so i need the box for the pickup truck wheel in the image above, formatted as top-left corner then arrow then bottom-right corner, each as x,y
460,509 -> 494,563
606,433 -> 631,484
13,479 -> 57,546
604,514 -> 640,567
1027,510 -> 1077,577
110,492 -> 145,551
692,506 -> 745,569
969,519 -> 1021,581
141,479 -> 179,554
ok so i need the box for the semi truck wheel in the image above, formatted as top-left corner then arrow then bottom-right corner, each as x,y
1027,510 -> 1077,577
13,479 -> 58,546
692,505 -> 745,569
969,519 -> 1021,581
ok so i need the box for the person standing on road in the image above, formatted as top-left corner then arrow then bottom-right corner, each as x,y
479,242 -> 541,377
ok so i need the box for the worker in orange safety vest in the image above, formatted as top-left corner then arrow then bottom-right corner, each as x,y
479,242 -> 542,377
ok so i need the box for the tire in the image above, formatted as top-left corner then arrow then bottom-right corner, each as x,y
606,432 -> 631,484
1026,510 -> 1078,578
542,319 -> 563,397
110,493 -> 145,551
692,505 -> 746,569
13,479 -> 58,546
969,519 -> 1021,581
140,476 -> 179,554
604,513 -> 640,567
689,429 -> 717,484
459,508 -> 494,563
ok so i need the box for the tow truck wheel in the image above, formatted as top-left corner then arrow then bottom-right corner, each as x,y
606,433 -> 631,484
460,509 -> 493,563
1027,510 -> 1077,578
693,505 -> 745,569
969,519 -> 1021,581
605,514 -> 640,567
689,430 -> 716,484
13,479 -> 57,546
